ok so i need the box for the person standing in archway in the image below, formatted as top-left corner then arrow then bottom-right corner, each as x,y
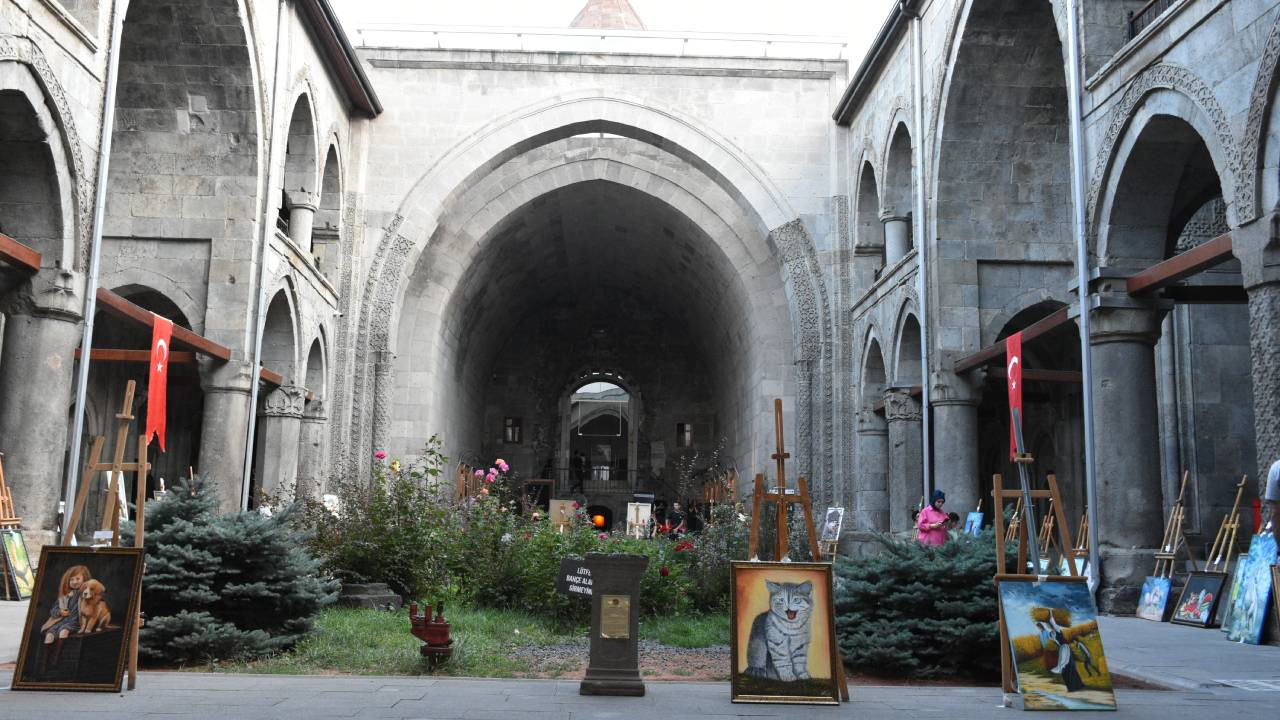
570,451 -> 588,494
916,490 -> 949,546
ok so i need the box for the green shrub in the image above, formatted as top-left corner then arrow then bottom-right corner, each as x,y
123,475 -> 336,664
833,530 -> 1009,680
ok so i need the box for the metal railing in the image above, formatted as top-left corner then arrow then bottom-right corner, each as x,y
355,24 -> 848,60
1127,0 -> 1177,41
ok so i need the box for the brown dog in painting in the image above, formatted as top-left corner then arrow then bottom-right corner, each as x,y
77,579 -> 112,633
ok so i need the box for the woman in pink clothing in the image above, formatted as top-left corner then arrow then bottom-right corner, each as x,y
916,490 -> 949,546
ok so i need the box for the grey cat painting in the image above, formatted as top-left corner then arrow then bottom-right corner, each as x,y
731,562 -> 839,704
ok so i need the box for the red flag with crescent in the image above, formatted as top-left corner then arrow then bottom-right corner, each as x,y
1007,331 -> 1023,460
146,314 -> 172,451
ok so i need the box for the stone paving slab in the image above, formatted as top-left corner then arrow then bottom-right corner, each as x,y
1096,615 -> 1280,690
0,672 -> 1277,720
0,600 -> 27,665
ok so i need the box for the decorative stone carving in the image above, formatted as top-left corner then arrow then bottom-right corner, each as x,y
857,409 -> 887,435
883,389 -> 921,423
1240,10 -> 1280,225
262,385 -> 306,418
1246,282 -> 1280,489
1088,64 -> 1244,237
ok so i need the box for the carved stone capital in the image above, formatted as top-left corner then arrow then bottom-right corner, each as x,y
883,389 -> 921,422
302,398 -> 328,422
857,409 -> 888,435
879,210 -> 910,224
262,385 -> 306,418
1089,306 -> 1167,347
285,189 -> 319,211
930,369 -> 983,407
199,360 -> 254,395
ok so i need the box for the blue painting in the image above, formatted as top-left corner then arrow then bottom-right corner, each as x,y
1135,576 -> 1171,622
1223,533 -> 1277,644
963,512 -> 984,536
997,579 -> 1116,711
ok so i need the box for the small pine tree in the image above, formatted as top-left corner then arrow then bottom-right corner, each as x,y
833,531 -> 1009,680
123,475 -> 337,664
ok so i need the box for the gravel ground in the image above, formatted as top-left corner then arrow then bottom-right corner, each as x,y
504,638 -> 732,681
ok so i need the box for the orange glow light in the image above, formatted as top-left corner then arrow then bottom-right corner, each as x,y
592,514 -> 606,528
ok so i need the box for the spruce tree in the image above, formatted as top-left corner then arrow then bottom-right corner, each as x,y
833,531 -> 1009,679
123,475 -> 337,663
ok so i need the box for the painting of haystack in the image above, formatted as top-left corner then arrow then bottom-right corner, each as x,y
998,579 -> 1116,711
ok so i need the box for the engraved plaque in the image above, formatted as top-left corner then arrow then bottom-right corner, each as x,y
600,594 -> 630,639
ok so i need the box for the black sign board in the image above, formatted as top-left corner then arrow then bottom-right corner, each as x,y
556,557 -> 593,597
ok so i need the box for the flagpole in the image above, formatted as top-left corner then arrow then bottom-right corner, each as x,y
62,0 -> 127,543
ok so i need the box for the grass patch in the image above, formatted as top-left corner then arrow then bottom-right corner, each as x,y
196,607 -> 728,677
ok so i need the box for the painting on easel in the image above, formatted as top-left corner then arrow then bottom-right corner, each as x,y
11,546 -> 144,691
997,578 -> 1116,711
1,529 -> 34,599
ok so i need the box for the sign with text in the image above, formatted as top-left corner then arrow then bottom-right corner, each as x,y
556,557 -> 593,597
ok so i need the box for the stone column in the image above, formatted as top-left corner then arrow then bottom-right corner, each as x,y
286,190 -> 318,253
881,210 -> 911,266
256,385 -> 306,499
0,280 -> 83,549
197,360 -> 254,511
297,399 -> 328,499
1089,299 -> 1168,610
1233,214 -> 1280,534
371,350 -> 394,458
930,370 -> 983,517
884,388 -> 923,534
853,409 -> 889,533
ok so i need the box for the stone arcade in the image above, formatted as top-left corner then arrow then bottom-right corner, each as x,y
0,0 -> 1278,608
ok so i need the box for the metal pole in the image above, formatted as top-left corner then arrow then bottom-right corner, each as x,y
241,0 -> 289,510
909,6 -> 933,499
1064,0 -> 1101,592
1012,409 -> 1042,572
62,0 -> 127,542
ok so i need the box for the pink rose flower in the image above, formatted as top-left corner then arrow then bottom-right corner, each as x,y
474,469 -> 484,478
374,450 -> 387,460
598,533 -> 608,540
495,458 -> 506,467
572,501 -> 581,509
485,475 -> 496,484
497,461 -> 509,473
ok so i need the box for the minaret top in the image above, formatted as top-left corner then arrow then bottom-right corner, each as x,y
570,0 -> 646,31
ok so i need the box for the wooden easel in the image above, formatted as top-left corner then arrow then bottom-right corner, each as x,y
63,380 -> 150,691
1004,496 -> 1023,543
746,398 -> 847,702
0,451 -> 20,600
1205,475 -> 1248,573
1153,471 -> 1195,578
1036,497 -> 1058,561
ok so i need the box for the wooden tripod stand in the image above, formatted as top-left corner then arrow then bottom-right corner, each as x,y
1205,475 -> 1248,573
1153,471 -> 1195,578
63,380 -> 150,691
746,398 -> 847,701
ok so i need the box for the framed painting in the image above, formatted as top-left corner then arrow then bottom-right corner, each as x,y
11,546 -> 145,692
625,502 -> 651,539
1223,533 -> 1277,644
996,577 -> 1116,711
1169,572 -> 1227,628
549,499 -> 576,534
1272,565 -> 1280,631
1,529 -> 34,599
963,512 -> 984,536
819,507 -> 844,543
1135,576 -> 1171,622
730,561 -> 839,705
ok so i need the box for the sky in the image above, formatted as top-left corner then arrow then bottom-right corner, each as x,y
329,0 -> 899,65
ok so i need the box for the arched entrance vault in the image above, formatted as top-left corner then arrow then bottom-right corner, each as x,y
357,95 -> 824,492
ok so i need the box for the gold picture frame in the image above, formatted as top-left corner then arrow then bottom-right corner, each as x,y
730,561 -> 839,705
11,546 -> 144,692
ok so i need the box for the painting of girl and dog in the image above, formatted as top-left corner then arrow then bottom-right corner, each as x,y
998,578 -> 1116,711
11,546 -> 144,691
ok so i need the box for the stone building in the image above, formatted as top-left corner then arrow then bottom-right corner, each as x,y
0,0 -> 1277,607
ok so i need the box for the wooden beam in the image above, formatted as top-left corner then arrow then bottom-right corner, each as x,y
75,348 -> 197,364
0,232 -> 41,274
95,288 -> 232,361
1127,232 -> 1234,295
1161,285 -> 1248,304
987,367 -> 1083,384
954,306 -> 1072,374
259,367 -> 284,387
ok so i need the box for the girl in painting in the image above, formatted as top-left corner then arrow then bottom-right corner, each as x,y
1046,615 -> 1085,692
37,565 -> 91,675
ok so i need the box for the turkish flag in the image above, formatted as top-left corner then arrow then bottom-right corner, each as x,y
146,315 -> 172,451
1007,331 -> 1023,460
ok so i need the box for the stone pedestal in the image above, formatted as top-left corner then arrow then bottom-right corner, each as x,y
337,582 -> 402,610
256,385 -> 306,499
580,552 -> 648,697
884,389 -> 922,534
853,410 -> 889,533
297,400 -> 328,499
198,360 -> 254,511
881,212 -> 911,266
931,371 -> 982,517
0,287 -> 82,547
1089,302 -> 1168,612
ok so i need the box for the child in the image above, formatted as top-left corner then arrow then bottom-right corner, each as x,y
37,565 -> 91,675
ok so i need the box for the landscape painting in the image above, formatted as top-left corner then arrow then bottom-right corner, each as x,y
997,577 -> 1116,711
12,546 -> 144,691
1,529 -> 34,599
1135,576 -> 1171,622
730,561 -> 838,704
1170,572 -> 1227,628
1223,533 -> 1277,644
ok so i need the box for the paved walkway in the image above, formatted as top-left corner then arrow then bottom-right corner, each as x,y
1097,615 -> 1280,690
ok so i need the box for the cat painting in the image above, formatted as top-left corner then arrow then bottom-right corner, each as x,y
745,580 -> 812,682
